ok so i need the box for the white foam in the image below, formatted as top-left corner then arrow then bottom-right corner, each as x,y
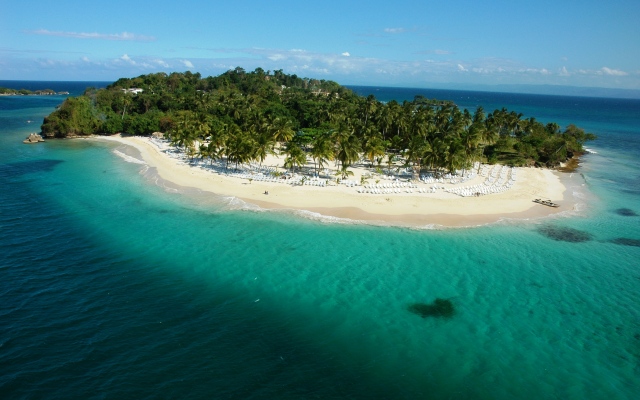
218,198 -> 380,227
291,209 -> 362,225
405,223 -> 444,231
223,196 -> 263,211
113,149 -> 146,165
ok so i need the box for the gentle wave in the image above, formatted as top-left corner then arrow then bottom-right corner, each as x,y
291,209 -> 366,225
222,196 -> 263,211
112,149 -> 146,165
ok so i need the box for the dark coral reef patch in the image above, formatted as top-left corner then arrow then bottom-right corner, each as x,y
408,298 -> 455,318
614,208 -> 638,217
537,225 -> 593,242
610,238 -> 640,247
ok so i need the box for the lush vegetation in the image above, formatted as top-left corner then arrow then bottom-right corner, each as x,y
40,68 -> 595,174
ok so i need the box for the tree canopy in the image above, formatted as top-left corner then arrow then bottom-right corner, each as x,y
40,68 -> 596,171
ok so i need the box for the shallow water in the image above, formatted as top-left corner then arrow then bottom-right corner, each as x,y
1,86 -> 639,399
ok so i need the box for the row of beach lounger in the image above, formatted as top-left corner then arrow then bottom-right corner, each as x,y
446,166 -> 516,197
357,187 -> 438,194
152,139 -> 519,197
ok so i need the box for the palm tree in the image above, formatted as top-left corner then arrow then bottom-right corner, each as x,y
507,111 -> 524,137
405,134 -> 428,175
310,132 -> 334,176
194,114 -> 211,144
334,128 -> 360,171
446,140 -> 466,174
120,94 -> 133,120
361,94 -> 378,126
271,117 -> 295,143
223,124 -> 255,169
480,112 -> 499,161
546,122 -> 561,135
383,100 -> 401,142
425,137 -> 448,176
385,153 -> 395,174
396,101 -> 413,140
199,140 -> 219,165
459,125 -> 482,175
170,111 -> 197,152
254,131 -> 276,166
362,134 -> 386,168
282,142 -> 307,172
337,165 -> 354,180
185,145 -> 198,162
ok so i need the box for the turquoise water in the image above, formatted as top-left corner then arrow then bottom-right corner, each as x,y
1,86 -> 639,399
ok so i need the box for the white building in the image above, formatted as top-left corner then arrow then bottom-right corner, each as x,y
122,88 -> 144,95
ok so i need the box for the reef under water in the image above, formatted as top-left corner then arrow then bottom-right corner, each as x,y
610,238 -> 640,247
537,225 -> 593,243
408,298 -> 455,318
614,208 -> 638,217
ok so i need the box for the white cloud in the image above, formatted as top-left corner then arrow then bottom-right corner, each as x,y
8,44 -> 638,89
154,59 -> 169,68
417,49 -> 455,56
120,54 -> 136,65
600,67 -> 628,76
384,28 -> 406,34
29,29 -> 155,42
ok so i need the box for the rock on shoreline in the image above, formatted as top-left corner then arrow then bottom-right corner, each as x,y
23,133 -> 44,144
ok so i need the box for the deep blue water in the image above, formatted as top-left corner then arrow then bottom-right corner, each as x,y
1,83 -> 639,399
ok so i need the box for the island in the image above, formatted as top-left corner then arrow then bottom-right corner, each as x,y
38,68 -> 596,227
0,87 -> 69,96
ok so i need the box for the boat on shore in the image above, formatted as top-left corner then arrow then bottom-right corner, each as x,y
533,198 -> 559,208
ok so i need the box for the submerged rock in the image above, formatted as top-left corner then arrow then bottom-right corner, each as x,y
610,238 -> 640,247
408,298 -> 455,318
537,225 -> 593,243
614,208 -> 638,217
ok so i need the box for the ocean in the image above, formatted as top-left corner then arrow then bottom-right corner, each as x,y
1,81 -> 639,399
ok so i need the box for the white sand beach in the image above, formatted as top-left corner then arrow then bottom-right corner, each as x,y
92,134 -> 570,227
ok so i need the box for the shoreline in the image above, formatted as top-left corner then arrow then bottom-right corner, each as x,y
90,134 -> 576,228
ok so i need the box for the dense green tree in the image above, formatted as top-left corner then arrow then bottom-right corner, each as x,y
41,96 -> 100,137
40,69 -> 594,171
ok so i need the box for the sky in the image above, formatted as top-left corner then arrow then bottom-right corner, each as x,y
1,0 -> 639,90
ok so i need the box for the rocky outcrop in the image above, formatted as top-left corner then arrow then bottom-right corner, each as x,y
23,133 -> 45,144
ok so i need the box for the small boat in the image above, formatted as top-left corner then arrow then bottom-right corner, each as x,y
533,199 -> 559,208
